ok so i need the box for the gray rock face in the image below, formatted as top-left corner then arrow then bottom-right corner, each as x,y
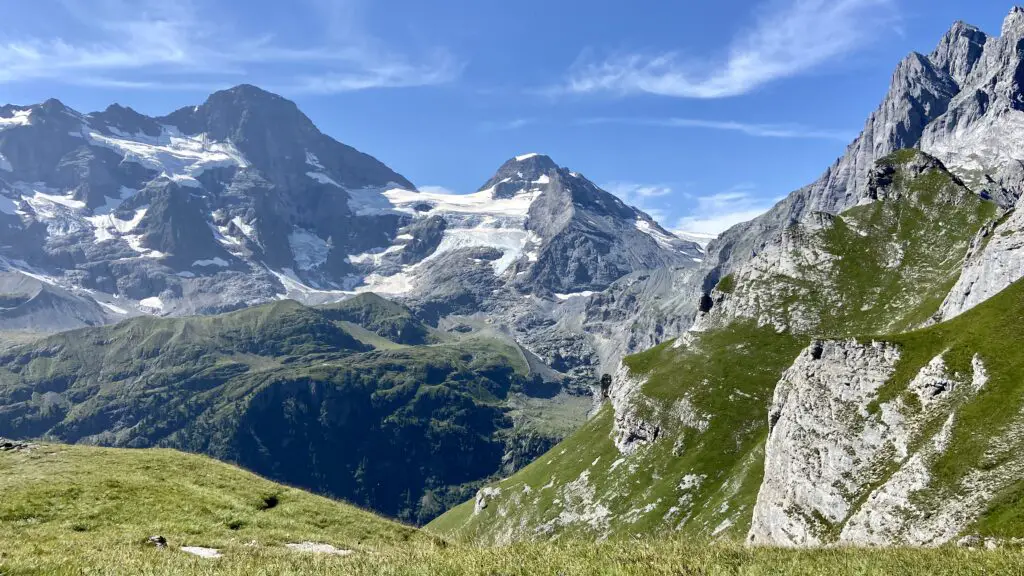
939,193 -> 1024,320
516,165 -> 700,295
750,342 -> 995,547
929,21 -> 988,87
606,362 -> 657,455
919,9 -> 1024,196
749,340 -> 905,546
474,487 -> 501,515
578,267 -> 703,375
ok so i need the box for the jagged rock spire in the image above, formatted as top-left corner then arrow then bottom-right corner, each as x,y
929,20 -> 987,86
1002,5 -> 1024,37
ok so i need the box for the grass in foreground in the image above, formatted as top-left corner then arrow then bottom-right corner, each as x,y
4,530 -> 1024,575
2,443 -> 1024,575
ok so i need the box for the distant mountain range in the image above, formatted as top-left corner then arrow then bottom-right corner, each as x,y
0,88 -> 704,387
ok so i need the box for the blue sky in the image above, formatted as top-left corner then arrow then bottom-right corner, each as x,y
0,0 -> 1014,235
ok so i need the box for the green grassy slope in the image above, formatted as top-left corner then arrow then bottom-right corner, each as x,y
0,442 -> 423,573
428,324 -> 806,542
3,444 -> 1024,576
710,150 -> 996,336
861,274 -> 1024,539
318,293 -> 438,345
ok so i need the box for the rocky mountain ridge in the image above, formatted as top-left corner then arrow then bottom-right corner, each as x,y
591,6 -> 1024,364
708,7 -> 1024,279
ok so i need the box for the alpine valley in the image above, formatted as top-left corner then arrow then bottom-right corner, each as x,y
7,6 -> 1024,570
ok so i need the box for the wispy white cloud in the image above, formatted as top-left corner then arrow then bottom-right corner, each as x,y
478,118 -> 537,132
605,182 -> 674,199
284,53 -> 463,94
674,184 -> 779,235
0,0 -> 461,93
579,117 -> 854,141
603,181 -> 676,223
559,0 -> 896,98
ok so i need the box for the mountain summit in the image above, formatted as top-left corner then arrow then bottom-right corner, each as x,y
479,153 -> 559,197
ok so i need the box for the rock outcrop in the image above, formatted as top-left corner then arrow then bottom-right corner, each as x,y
693,151 -> 992,337
939,193 -> 1024,320
749,340 -> 905,546
607,362 -> 658,455
750,341 -> 995,547
701,36 -> 963,286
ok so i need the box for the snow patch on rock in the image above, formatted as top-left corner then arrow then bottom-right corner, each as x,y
306,171 -> 340,187
635,218 -> 681,251
0,109 -> 32,130
86,126 -> 247,185
193,257 -> 229,268
288,228 -> 331,271
87,208 -> 147,243
554,291 -> 595,301
139,297 -> 165,313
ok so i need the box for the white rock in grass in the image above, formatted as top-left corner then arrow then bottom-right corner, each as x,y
286,542 -> 354,556
181,546 -> 222,559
